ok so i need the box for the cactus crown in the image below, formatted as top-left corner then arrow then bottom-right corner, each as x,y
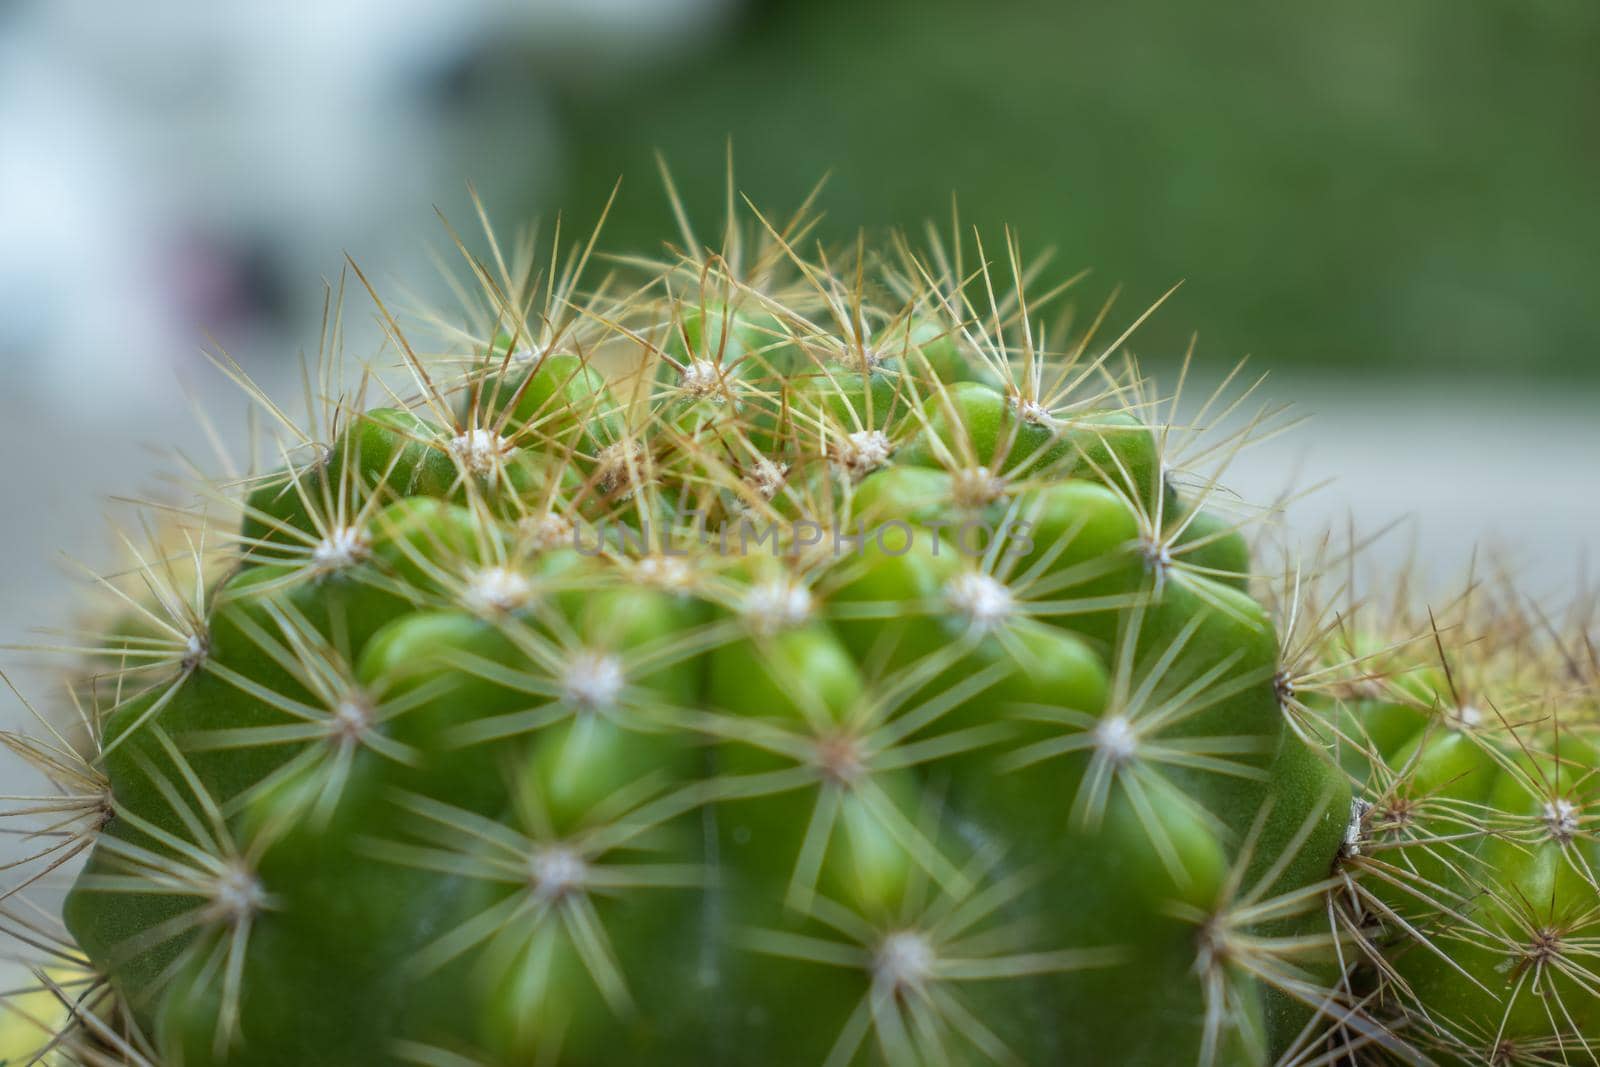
1,181 -> 1597,1067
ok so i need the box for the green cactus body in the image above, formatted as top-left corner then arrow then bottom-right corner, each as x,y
4,202 -> 1596,1067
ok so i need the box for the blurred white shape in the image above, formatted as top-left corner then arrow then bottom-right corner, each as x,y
0,0 -> 734,406
0,43 -> 181,402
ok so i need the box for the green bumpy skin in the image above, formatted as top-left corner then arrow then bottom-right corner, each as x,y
33,226 -> 1599,1067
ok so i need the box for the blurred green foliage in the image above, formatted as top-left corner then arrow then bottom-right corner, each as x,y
545,0 -> 1599,380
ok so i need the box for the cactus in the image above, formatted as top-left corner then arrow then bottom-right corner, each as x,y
2,189 -> 1596,1067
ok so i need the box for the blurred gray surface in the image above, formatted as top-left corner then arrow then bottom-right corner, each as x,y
1224,381 -> 1599,601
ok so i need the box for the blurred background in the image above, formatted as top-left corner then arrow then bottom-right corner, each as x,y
2,0 -> 1597,708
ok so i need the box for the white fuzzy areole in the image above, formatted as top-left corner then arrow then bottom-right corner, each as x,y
597,441 -> 648,497
950,465 -> 1005,509
636,556 -> 694,590
311,524 -> 370,572
529,846 -> 588,900
466,566 -> 533,615
520,512 -> 574,552
874,930 -> 936,992
181,631 -> 209,673
745,457 -> 789,501
1014,397 -> 1054,427
835,430 -> 892,481
743,578 -> 814,634
564,651 -> 625,711
1094,715 -> 1139,764
680,359 -> 724,400
450,428 -> 514,475
331,696 -> 373,744
1544,798 -> 1580,842
1446,703 -> 1484,731
206,862 -> 265,925
946,572 -> 1013,631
